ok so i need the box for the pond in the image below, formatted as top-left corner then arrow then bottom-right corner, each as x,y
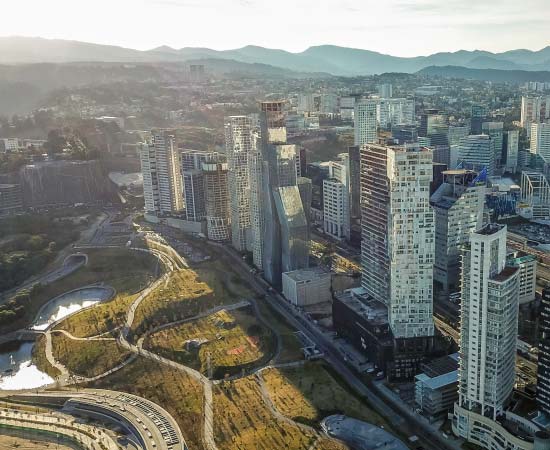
0,286 -> 113,390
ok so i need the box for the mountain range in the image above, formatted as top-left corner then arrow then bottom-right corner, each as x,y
3,36 -> 550,76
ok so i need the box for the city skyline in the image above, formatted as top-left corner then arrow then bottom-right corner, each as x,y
2,0 -> 550,56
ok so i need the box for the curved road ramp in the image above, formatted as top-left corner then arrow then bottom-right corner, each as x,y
321,415 -> 408,450
6,389 -> 187,450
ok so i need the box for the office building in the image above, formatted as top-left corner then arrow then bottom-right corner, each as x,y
140,129 -> 184,216
531,123 -> 550,163
323,155 -> 350,240
470,105 -> 486,135
376,98 -> 415,130
430,170 -> 485,293
225,115 -> 254,252
504,130 -> 520,173
354,99 -> 378,145
202,161 -> 231,242
392,124 -> 418,145
378,83 -> 393,98
0,183 -> 23,214
458,135 -> 496,176
482,122 -> 504,168
453,224 -> 521,448
448,126 -> 469,147
521,96 -> 542,131
538,288 -> 550,417
340,96 -> 356,121
419,109 -> 447,138
181,150 -> 219,222
282,267 -> 332,307
333,288 -> 450,381
262,143 -> 309,287
361,144 -> 435,338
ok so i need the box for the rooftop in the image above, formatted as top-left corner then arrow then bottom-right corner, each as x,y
415,370 -> 458,390
335,288 -> 389,326
283,266 -> 331,283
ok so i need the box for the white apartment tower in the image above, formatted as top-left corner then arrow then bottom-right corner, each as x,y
361,144 -> 435,338
430,170 -> 485,293
453,224 -> 520,446
354,99 -> 378,146
521,96 -> 542,130
225,116 -> 254,251
140,129 -> 184,216
323,154 -> 350,240
530,123 -> 550,163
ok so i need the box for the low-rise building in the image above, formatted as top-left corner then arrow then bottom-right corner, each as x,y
282,267 -> 332,307
415,353 -> 459,419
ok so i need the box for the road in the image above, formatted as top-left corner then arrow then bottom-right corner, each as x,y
213,242 -> 460,450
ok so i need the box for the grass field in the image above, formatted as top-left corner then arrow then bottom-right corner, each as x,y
51,248 -> 158,338
261,362 -> 390,429
2,247 -> 157,335
130,253 -> 259,337
88,357 -> 205,450
50,333 -> 131,378
145,307 -> 276,378
32,334 -> 61,379
213,376 -> 346,450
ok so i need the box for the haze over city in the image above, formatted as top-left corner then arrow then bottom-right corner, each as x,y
2,0 -> 550,55
3,2 -> 550,450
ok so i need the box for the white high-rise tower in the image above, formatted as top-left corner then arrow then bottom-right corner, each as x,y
140,129 -> 184,216
361,144 -> 435,338
225,116 -> 254,252
453,224 -> 520,448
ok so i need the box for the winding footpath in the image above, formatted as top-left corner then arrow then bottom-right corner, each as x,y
40,238 -> 342,450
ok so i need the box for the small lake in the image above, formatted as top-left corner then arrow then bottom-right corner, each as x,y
0,286 -> 113,390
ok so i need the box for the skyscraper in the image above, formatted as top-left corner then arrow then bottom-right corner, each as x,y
140,129 -> 184,216
202,160 -> 231,242
530,123 -> 550,163
323,155 -> 350,240
361,143 -> 435,338
504,130 -> 519,173
249,101 -> 288,269
430,170 -> 485,293
470,104 -> 486,135
537,287 -> 550,417
521,96 -> 542,131
225,115 -> 254,252
458,135 -> 496,176
262,144 -> 309,287
482,122 -> 504,168
181,150 -> 219,222
453,224 -> 520,447
354,99 -> 378,146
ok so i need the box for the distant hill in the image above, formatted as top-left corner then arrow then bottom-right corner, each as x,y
417,65 -> 550,83
0,59 -> 322,114
2,37 -> 550,75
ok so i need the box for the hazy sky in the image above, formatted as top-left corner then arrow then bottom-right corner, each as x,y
3,0 -> 550,56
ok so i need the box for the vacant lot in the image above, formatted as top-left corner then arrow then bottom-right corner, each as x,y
89,357 -> 204,450
262,362 -> 390,429
213,376 -> 345,450
145,307 -> 275,378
